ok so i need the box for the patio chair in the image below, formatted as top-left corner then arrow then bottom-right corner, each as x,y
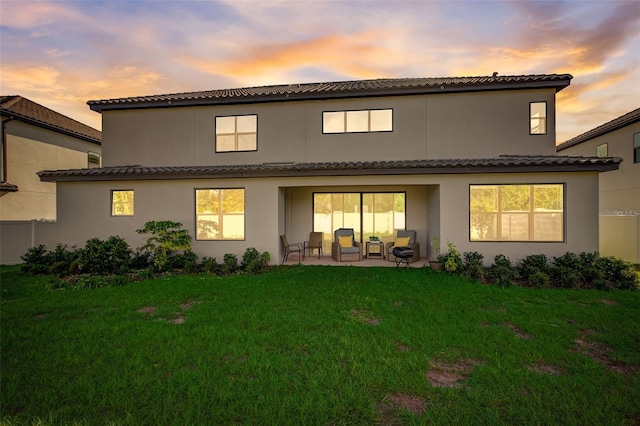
331,228 -> 362,262
386,230 -> 420,264
280,234 -> 303,264
304,231 -> 323,259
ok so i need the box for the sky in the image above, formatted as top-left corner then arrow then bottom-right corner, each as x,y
1,0 -> 639,144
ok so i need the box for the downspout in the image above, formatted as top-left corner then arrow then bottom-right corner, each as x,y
1,117 -> 13,183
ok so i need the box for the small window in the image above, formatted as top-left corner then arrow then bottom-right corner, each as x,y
634,133 -> 640,164
112,190 -> 134,216
88,151 -> 101,168
196,188 -> 245,240
215,115 -> 257,152
596,143 -> 608,157
530,102 -> 547,135
323,109 -> 392,134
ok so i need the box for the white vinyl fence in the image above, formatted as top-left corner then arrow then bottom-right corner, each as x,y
0,220 -> 57,265
599,215 -> 640,264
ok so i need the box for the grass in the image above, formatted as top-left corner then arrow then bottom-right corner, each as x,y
1,264 -> 639,425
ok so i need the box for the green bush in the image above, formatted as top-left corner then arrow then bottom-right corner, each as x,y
597,256 -> 639,290
529,270 -> 551,288
77,236 -> 132,275
136,221 -> 192,272
436,242 -> 463,273
241,248 -> 270,274
488,254 -> 518,288
518,254 -> 550,282
222,253 -> 238,274
200,257 -> 219,274
462,251 -> 485,281
20,245 -> 51,275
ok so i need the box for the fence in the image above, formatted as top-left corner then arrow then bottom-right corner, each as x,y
0,220 -> 57,265
600,215 -> 640,264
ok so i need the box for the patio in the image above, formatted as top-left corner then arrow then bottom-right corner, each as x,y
281,254 -> 429,268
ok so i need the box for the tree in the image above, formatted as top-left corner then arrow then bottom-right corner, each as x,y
136,221 -> 191,271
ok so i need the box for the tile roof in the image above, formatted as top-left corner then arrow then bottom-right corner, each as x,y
557,108 -> 640,151
1,95 -> 101,144
38,155 -> 619,182
87,74 -> 572,112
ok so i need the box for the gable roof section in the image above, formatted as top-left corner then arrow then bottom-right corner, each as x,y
38,155 -> 619,182
87,74 -> 572,112
557,108 -> 640,151
1,95 -> 101,145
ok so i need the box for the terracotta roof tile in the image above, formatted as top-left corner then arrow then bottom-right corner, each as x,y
557,108 -> 640,151
38,155 -> 620,182
88,74 -> 572,112
1,95 -> 101,144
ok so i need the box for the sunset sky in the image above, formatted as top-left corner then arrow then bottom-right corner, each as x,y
1,0 -> 638,143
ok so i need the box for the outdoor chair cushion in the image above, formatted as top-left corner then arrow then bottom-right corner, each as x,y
338,236 -> 353,247
394,237 -> 411,247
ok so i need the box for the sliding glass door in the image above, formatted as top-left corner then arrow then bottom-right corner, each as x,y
313,192 -> 406,252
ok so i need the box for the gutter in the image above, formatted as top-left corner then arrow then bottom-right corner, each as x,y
1,117 -> 18,192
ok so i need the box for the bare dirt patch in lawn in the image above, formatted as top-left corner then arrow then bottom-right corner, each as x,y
349,309 -> 380,325
168,314 -> 186,324
137,306 -> 157,315
377,393 -> 426,424
572,330 -> 639,376
526,361 -> 563,375
601,299 -> 618,305
504,322 -> 532,339
395,343 -> 411,352
426,358 -> 483,388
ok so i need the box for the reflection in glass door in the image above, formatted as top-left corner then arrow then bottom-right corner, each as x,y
313,192 -> 405,253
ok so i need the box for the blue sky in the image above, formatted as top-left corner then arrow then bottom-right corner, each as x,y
1,0 -> 638,143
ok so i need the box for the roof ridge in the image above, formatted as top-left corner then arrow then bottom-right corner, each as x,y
557,107 -> 640,151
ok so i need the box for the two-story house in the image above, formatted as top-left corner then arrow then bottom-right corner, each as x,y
557,108 -> 640,263
1,95 -> 102,264
38,74 -> 620,264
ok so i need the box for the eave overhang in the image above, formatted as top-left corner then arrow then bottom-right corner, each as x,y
88,74 -> 573,113
38,156 -> 621,183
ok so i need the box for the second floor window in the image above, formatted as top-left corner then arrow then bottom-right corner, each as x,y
323,109 -> 393,134
215,115 -> 257,152
634,133 -> 640,164
88,151 -> 101,168
596,143 -> 608,157
530,102 -> 547,135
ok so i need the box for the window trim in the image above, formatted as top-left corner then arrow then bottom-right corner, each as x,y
195,187 -> 246,241
88,151 -> 101,167
529,101 -> 547,135
634,132 -> 640,164
322,108 -> 394,134
469,183 -> 565,242
215,114 -> 258,153
111,189 -> 134,217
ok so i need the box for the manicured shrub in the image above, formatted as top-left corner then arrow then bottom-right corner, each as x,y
529,270 -> 550,288
552,252 -> 585,288
200,257 -> 219,274
222,253 -> 238,274
241,247 -> 271,274
462,251 -> 485,281
436,242 -> 463,273
20,245 -> 50,275
597,256 -> 639,290
518,254 -> 550,282
488,254 -> 518,288
77,236 -> 132,275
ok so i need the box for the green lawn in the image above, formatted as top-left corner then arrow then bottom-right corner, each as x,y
1,265 -> 639,425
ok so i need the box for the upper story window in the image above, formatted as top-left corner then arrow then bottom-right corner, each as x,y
634,132 -> 640,164
323,109 -> 393,134
88,151 -> 101,168
112,190 -> 134,216
596,143 -> 608,157
530,102 -> 547,135
215,115 -> 257,152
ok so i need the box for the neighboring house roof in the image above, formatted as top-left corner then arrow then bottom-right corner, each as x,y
87,74 -> 573,112
38,155 -> 619,182
0,95 -> 101,144
557,108 -> 640,151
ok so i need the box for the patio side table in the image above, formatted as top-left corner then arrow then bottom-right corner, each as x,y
366,241 -> 384,259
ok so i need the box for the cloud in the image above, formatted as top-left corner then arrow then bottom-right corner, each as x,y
179,31 -> 396,84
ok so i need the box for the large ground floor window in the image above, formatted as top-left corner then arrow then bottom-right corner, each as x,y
313,192 -> 406,249
470,184 -> 564,242
196,188 -> 245,240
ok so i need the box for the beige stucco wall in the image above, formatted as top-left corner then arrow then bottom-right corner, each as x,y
558,120 -> 639,262
1,121 -> 101,220
54,171 -> 599,265
101,89 -> 557,168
